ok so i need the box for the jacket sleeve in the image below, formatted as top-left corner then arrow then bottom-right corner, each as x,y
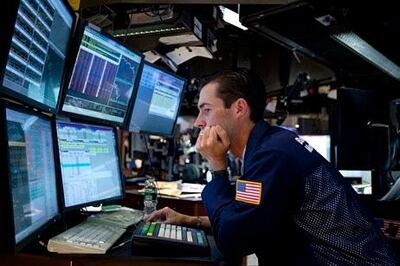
201,147 -> 305,257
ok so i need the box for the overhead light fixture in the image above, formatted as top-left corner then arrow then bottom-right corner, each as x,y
331,31 -> 400,81
111,26 -> 187,38
219,5 -> 248,31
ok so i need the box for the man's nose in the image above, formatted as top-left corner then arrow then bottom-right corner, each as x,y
194,115 -> 205,129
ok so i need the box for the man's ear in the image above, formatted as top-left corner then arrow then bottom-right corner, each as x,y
233,98 -> 249,118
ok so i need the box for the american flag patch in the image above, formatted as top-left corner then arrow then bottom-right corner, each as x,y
235,180 -> 262,205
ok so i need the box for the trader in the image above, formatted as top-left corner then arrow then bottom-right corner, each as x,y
145,69 -> 398,265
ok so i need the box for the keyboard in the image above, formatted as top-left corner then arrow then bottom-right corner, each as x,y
47,220 -> 126,254
132,222 -> 210,256
87,208 -> 144,228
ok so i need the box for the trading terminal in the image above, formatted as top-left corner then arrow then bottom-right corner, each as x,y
1,0 -> 400,265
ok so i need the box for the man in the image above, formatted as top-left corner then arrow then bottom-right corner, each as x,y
145,69 -> 398,265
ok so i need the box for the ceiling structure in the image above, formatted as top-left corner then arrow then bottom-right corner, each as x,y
241,1 -> 400,87
77,0 -> 400,88
79,0 -> 297,9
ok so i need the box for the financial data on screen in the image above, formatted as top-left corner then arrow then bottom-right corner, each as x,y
56,121 -> 123,208
62,26 -> 143,124
128,63 -> 185,136
6,108 -> 58,243
2,0 -> 74,110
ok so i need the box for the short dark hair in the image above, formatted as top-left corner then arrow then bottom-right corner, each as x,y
200,68 -> 267,122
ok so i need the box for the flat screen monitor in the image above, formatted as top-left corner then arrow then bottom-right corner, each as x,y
0,103 -> 59,253
339,170 -> 372,195
0,0 -> 75,112
61,25 -> 143,126
128,63 -> 186,136
55,121 -> 123,210
300,135 -> 331,162
334,87 -> 389,170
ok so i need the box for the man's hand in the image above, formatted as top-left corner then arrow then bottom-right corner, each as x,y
144,207 -> 211,229
144,207 -> 202,227
196,125 -> 230,171
144,207 -> 186,225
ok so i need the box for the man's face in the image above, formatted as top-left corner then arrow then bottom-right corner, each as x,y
194,82 -> 235,137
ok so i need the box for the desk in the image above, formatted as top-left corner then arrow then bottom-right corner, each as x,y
123,189 -> 207,216
1,234 -> 228,266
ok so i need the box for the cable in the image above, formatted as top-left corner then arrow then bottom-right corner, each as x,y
110,236 -> 132,250
110,220 -> 142,250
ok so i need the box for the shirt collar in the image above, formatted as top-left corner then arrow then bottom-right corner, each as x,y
242,120 -> 270,173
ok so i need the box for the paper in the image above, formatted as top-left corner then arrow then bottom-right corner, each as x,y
179,183 -> 205,193
83,205 -> 103,212
166,46 -> 212,66
138,180 -> 205,198
155,180 -> 182,189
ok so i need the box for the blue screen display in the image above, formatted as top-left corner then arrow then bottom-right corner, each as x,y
1,0 -> 74,111
62,26 -> 143,124
128,63 -> 185,136
56,121 -> 123,208
6,108 -> 58,244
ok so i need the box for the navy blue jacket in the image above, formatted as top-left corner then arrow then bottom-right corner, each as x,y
202,121 -> 398,265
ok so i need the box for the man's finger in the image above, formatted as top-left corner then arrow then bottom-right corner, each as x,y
144,209 -> 162,222
209,127 -> 220,145
215,125 -> 230,147
202,127 -> 210,140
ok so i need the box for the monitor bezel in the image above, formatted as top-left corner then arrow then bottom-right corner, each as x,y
0,0 -> 77,114
53,119 -> 125,212
127,61 -> 187,137
0,99 -> 61,254
58,20 -> 144,129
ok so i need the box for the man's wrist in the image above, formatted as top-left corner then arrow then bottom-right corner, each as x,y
211,169 -> 229,178
207,157 -> 227,171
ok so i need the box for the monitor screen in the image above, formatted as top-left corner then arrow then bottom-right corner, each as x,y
128,63 -> 186,136
56,121 -> 123,209
1,0 -> 74,112
334,87 -> 389,170
339,170 -> 372,195
61,26 -> 143,125
6,107 -> 59,245
300,135 -> 331,162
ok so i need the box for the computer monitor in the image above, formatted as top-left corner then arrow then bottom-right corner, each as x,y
0,0 -> 75,113
128,62 -> 186,136
339,170 -> 372,195
0,102 -> 59,253
333,87 -> 389,170
61,25 -> 143,126
55,120 -> 124,210
300,135 -> 331,162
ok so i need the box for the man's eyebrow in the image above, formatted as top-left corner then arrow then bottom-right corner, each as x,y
198,103 -> 211,109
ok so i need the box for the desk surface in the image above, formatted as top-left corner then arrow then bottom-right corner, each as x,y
2,230 -> 226,266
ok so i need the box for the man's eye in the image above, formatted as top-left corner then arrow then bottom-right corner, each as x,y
204,108 -> 211,113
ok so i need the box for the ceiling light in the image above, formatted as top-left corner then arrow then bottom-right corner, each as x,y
331,31 -> 400,80
111,26 -> 187,38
